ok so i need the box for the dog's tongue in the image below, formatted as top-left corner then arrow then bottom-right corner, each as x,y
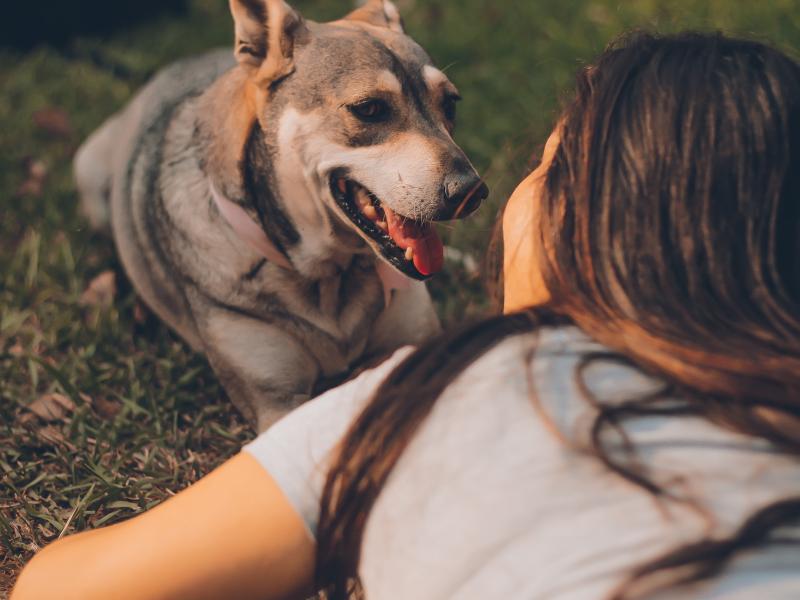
383,206 -> 444,276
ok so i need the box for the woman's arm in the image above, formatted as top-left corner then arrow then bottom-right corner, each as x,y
11,453 -> 315,600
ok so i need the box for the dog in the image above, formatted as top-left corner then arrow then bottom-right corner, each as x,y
74,0 -> 488,431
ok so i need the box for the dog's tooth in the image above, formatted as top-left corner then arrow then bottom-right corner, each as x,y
356,188 -> 371,207
377,221 -> 388,231
363,205 -> 378,220
405,247 -> 414,261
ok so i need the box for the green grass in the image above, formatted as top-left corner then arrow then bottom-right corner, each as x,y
1,0 -> 798,594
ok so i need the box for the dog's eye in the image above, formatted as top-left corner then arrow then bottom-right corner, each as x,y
443,94 -> 460,123
349,99 -> 391,123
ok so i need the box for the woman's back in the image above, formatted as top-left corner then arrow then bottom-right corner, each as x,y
249,327 -> 800,598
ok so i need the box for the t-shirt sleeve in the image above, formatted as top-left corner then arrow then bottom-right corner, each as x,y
243,346 -> 415,538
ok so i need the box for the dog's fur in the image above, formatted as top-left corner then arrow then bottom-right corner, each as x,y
74,0 -> 485,431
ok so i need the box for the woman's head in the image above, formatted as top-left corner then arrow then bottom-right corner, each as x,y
506,32 -> 800,407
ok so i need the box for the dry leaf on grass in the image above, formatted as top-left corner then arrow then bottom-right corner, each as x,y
94,396 -> 122,420
78,391 -> 122,420
80,271 -> 116,308
32,107 -> 73,138
37,425 -> 67,446
25,393 -> 76,421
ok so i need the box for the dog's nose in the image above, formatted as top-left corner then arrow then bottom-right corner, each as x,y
439,171 -> 489,221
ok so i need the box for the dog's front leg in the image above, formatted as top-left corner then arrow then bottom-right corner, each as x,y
366,281 -> 441,357
189,300 -> 320,432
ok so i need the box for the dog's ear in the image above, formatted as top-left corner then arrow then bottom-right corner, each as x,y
229,0 -> 309,87
345,0 -> 404,33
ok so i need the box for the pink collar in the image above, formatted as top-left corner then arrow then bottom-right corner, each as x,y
210,182 -> 411,306
210,182 -> 293,270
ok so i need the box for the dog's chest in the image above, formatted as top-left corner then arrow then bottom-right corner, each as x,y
242,257 -> 385,372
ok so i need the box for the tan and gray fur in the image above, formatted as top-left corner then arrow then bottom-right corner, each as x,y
74,0 -> 485,431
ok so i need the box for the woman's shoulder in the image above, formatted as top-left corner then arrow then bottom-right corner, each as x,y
466,323 -> 609,372
243,345 -> 416,534
240,323 -> 596,536
453,324 -> 650,404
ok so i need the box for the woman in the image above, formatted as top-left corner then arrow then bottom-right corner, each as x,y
13,32 -> 800,599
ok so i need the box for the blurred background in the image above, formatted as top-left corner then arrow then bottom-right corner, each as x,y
0,0 -> 798,594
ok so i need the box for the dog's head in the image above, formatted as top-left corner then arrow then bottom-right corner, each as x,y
229,0 -> 487,280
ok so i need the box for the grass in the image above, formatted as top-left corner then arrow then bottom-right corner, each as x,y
0,0 -> 798,594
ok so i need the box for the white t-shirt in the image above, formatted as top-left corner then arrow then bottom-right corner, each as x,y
245,327 -> 800,599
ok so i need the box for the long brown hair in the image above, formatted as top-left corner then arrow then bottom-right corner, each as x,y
316,32 -> 800,599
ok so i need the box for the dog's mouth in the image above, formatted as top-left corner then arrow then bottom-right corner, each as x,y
330,175 -> 443,280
